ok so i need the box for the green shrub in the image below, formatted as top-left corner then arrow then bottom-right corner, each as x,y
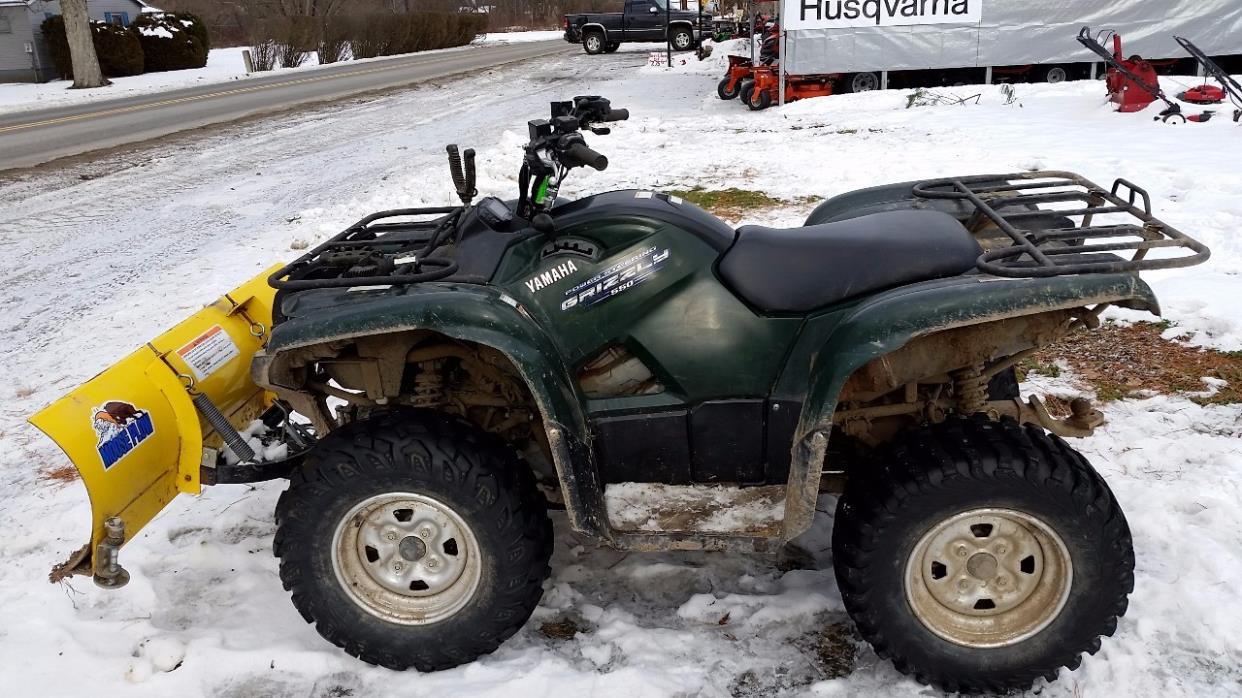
93,22 -> 144,76
132,12 -> 208,72
173,12 -> 211,53
348,12 -> 485,58
39,15 -> 144,80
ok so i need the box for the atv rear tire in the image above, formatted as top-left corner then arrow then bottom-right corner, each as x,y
604,41 -> 620,53
274,409 -> 553,671
832,416 -> 1133,693
718,77 -> 741,100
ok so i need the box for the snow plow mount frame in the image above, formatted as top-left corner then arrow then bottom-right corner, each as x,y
912,171 -> 1211,278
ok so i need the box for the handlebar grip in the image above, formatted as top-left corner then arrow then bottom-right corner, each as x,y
602,108 -> 629,122
562,142 -> 609,171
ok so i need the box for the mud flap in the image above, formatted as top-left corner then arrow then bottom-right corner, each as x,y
29,267 -> 282,586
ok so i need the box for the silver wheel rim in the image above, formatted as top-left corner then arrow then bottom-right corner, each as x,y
852,72 -> 878,91
905,508 -> 1072,648
1047,67 -> 1067,83
674,33 -> 691,49
586,35 -> 601,52
332,492 -> 482,625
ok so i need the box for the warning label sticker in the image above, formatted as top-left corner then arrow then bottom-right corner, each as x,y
177,325 -> 240,380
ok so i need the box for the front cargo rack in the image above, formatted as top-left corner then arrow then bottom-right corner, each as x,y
913,171 -> 1210,278
269,206 -> 463,291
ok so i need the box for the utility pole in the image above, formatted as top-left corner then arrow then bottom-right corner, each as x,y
665,0 -> 671,68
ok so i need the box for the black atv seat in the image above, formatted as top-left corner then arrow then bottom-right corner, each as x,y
718,210 -> 982,313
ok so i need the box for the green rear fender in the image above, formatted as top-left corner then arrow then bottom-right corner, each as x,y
263,284 -> 608,539
781,273 -> 1159,539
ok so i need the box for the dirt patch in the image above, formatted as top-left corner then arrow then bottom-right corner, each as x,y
39,464 -> 80,484
1024,321 -> 1242,405
539,618 -> 581,641
794,620 -> 859,681
667,187 -> 822,220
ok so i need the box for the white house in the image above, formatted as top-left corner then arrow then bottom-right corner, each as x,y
0,0 -> 159,82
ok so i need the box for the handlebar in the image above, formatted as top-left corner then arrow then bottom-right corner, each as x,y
516,96 -> 628,218
560,141 -> 608,171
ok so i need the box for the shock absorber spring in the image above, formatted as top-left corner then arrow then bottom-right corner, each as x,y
411,359 -> 446,407
951,364 -> 988,415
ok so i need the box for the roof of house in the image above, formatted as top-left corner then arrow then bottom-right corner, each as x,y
0,0 -> 163,9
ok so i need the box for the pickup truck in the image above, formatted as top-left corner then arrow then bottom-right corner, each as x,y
563,0 -> 710,54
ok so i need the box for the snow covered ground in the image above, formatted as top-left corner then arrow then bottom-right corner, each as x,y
1,44 -> 1241,698
0,31 -> 560,115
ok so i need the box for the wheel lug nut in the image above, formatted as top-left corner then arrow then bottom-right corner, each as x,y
956,545 -> 968,557
419,527 -> 433,538
997,576 -> 1008,587
386,532 -> 397,541
957,579 -> 970,592
393,562 -> 403,571
427,558 -> 440,570
995,545 -> 1007,555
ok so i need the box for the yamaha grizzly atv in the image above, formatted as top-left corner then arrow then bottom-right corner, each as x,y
33,96 -> 1210,693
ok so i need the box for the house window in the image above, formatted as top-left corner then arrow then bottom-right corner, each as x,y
103,11 -> 130,27
0,16 -> 12,34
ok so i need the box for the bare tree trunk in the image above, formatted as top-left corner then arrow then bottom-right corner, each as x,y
62,0 -> 109,88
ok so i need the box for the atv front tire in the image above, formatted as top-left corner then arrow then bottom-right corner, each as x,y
832,416 -> 1133,693
274,409 -> 553,671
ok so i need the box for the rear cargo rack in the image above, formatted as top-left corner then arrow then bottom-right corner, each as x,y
913,171 -> 1210,278
269,206 -> 462,291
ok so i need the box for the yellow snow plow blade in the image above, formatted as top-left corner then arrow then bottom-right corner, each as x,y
29,266 -> 282,587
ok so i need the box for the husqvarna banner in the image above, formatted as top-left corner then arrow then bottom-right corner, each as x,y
779,0 -> 1242,76
786,0 -> 981,30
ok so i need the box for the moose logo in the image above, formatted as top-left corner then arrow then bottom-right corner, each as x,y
92,401 -> 154,470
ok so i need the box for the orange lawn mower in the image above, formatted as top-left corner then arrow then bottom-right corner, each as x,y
717,21 -> 780,102
743,66 -> 835,110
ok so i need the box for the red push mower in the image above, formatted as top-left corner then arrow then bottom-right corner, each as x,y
1174,35 -> 1242,122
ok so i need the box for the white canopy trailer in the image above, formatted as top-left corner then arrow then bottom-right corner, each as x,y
774,0 -> 1242,103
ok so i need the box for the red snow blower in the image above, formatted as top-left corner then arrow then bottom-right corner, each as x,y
1175,35 -> 1242,122
1077,27 -> 1195,123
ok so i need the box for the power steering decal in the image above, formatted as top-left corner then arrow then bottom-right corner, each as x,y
560,246 -> 670,311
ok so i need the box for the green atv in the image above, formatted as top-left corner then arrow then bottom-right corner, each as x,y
39,96 -> 1211,692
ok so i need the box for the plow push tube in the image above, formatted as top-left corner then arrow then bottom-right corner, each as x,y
29,267 -> 282,587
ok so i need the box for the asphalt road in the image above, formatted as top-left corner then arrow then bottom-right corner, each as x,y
0,40 -> 571,171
